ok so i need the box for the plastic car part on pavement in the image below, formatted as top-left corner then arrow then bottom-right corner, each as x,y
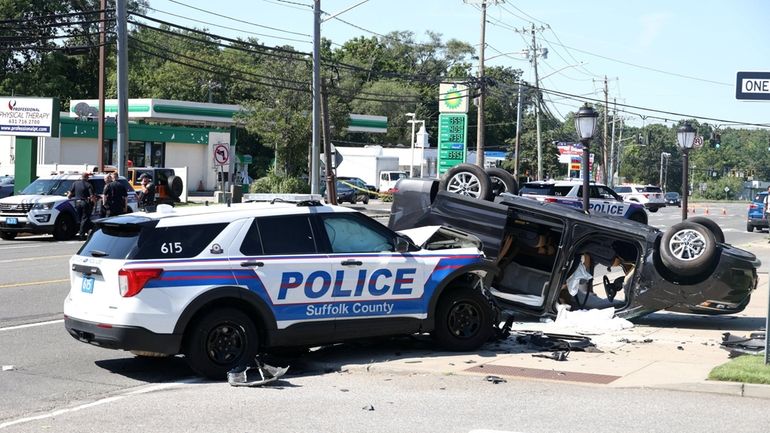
227,357 -> 289,387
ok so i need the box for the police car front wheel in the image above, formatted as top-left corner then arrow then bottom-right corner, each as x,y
432,287 -> 494,351
184,308 -> 260,379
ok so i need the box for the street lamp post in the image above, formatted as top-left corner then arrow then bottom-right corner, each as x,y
574,104 -> 599,212
677,123 -> 696,220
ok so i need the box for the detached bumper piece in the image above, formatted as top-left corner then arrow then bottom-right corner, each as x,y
720,331 -> 766,358
227,357 -> 289,387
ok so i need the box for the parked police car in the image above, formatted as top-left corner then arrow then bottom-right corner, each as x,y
64,195 -> 497,379
519,180 -> 648,224
0,172 -> 138,241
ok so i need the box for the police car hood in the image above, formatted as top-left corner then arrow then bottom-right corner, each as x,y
397,225 -> 483,251
0,194 -> 64,205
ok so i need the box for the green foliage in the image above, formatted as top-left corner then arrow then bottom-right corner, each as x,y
691,175 -> 743,200
249,173 -> 310,194
709,355 -> 770,384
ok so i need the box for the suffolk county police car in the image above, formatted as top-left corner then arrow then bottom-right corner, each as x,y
0,172 -> 138,240
518,181 -> 648,224
64,195 -> 497,379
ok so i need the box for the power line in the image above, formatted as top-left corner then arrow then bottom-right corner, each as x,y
146,5 -> 311,45
0,8 -> 110,24
540,36 -> 732,87
266,0 -> 312,11
163,0 -> 310,37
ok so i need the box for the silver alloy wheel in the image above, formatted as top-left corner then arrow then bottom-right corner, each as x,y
668,228 -> 707,261
446,172 -> 483,198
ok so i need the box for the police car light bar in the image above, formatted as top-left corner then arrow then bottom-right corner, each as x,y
243,193 -> 324,204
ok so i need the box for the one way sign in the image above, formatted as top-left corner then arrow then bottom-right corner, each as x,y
736,71 -> 770,100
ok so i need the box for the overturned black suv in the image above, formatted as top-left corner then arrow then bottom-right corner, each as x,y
389,178 -> 759,320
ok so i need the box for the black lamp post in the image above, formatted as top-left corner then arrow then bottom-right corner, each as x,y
574,104 -> 599,212
677,122 -> 696,220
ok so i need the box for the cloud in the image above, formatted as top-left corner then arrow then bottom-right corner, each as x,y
638,13 -> 670,48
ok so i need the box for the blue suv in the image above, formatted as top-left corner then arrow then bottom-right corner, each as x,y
747,192 -> 767,232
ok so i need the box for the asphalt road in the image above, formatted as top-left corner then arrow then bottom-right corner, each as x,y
1,201 -> 769,432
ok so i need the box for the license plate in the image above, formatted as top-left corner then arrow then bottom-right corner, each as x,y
81,277 -> 94,294
6,217 -> 17,225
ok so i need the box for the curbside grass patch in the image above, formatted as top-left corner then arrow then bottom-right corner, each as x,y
709,355 -> 770,384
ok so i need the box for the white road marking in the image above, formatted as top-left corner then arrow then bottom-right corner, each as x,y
0,319 -> 63,332
0,379 -> 201,430
0,254 -> 71,264
0,278 -> 69,289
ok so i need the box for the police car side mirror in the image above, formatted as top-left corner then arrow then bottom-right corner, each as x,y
394,236 -> 410,253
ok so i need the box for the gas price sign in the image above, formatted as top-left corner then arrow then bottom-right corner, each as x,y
437,113 -> 467,175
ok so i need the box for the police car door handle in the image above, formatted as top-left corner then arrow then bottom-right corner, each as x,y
341,259 -> 362,266
240,261 -> 264,268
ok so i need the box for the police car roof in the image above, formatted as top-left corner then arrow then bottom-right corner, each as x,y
133,202 -> 358,227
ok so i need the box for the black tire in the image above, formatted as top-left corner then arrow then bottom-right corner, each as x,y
687,216 -> 725,243
628,211 -> 648,225
0,231 -> 16,240
167,175 -> 184,201
439,163 -> 492,201
432,287 -> 494,351
659,221 -> 717,277
363,195 -> 369,205
485,167 -> 518,197
350,195 -> 357,204
747,223 -> 754,233
52,214 -> 77,241
649,207 -> 659,213
184,308 -> 260,380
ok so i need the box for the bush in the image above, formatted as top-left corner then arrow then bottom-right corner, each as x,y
249,173 -> 310,194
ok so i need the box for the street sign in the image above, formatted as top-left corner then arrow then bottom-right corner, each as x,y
736,71 -> 770,100
693,135 -> 704,148
437,113 -> 467,175
213,143 -> 230,165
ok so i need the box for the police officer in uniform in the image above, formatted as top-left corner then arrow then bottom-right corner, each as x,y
137,174 -> 156,212
103,173 -> 128,217
67,172 -> 95,239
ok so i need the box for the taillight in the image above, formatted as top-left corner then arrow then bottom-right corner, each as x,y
643,193 -> 649,198
750,204 -> 758,210
118,268 -> 163,297
543,198 -> 558,203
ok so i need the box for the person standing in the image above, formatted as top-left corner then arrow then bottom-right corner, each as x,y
765,186 -> 770,242
103,173 -> 128,217
67,172 -> 95,239
137,174 -> 156,211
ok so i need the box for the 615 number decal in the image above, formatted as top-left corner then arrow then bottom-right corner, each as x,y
160,242 -> 183,254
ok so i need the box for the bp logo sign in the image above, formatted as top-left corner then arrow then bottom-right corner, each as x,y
439,83 -> 469,113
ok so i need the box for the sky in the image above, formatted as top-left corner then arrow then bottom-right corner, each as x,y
145,0 -> 770,130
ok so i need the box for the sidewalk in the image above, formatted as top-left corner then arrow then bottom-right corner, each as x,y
296,273 -> 770,398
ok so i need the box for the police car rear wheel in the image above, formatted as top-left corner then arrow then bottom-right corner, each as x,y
184,308 -> 259,379
433,287 -> 493,351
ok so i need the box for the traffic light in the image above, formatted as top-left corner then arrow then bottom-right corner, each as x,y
710,132 -> 721,148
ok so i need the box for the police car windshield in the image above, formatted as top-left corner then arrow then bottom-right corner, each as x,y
21,179 -> 74,195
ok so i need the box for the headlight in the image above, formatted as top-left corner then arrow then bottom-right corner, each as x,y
32,202 -> 54,210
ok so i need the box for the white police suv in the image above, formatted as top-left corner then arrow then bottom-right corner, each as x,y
518,181 -> 648,224
63,195 -> 497,379
0,172 -> 138,240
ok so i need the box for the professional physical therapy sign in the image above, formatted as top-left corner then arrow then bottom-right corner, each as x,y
0,97 -> 58,137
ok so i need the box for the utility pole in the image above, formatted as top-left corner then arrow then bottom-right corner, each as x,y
97,0 -> 106,172
602,76 -> 609,185
513,24 -> 546,180
532,24 -> 542,180
609,98 -> 616,188
116,0 -> 128,177
320,80 -> 336,205
310,0 -> 321,194
514,80 -> 523,180
475,0 -> 487,168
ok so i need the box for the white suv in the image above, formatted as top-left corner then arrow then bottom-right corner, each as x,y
0,172 -> 138,240
518,181 -> 648,224
614,184 -> 666,212
63,195 -> 496,378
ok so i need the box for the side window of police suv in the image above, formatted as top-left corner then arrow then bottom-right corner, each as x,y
132,223 -> 229,259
